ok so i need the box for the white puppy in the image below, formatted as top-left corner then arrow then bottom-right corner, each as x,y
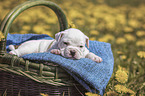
9,28 -> 102,63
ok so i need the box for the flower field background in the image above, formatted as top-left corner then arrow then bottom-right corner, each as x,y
0,0 -> 145,96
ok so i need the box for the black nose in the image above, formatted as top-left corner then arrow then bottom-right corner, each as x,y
70,50 -> 76,57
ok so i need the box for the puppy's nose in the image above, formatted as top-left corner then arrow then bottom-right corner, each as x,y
70,50 -> 76,57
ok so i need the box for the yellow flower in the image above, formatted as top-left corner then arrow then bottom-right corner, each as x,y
118,65 -> 128,73
68,9 -> 84,19
107,34 -> 114,41
137,51 -> 145,58
115,84 -> 135,95
98,37 -> 108,42
117,14 -> 126,25
124,34 -> 136,41
117,51 -> 124,55
136,30 -> 145,37
19,15 -> 31,23
90,37 -> 96,41
115,84 -> 128,93
127,90 -> 136,96
33,25 -> 45,34
45,17 -> 57,24
85,92 -> 100,96
68,22 -> 76,28
20,30 -> 28,34
115,67 -> 128,83
116,37 -> 126,44
41,30 -> 53,37
136,39 -> 145,47
128,19 -> 140,28
120,55 -> 127,60
90,30 -> 99,36
104,91 -> 118,96
22,25 -> 31,31
88,17 -> 96,24
76,19 -> 85,26
124,27 -> 133,33
98,34 -> 115,42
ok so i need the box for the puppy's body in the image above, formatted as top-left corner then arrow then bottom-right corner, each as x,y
9,40 -> 55,57
9,28 -> 102,63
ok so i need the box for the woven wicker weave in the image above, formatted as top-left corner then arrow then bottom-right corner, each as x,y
0,0 -> 87,96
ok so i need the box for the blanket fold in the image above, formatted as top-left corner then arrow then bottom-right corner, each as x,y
6,33 -> 114,96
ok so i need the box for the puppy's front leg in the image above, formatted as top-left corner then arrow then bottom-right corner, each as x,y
86,52 -> 103,63
50,49 -> 61,55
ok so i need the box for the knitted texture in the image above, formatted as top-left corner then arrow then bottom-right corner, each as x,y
6,33 -> 114,96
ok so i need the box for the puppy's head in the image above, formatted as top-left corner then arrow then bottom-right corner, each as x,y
55,28 -> 89,59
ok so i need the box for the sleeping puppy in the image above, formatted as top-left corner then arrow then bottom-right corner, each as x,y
9,28 -> 102,63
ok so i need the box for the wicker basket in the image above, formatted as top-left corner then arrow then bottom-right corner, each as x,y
0,1 -> 87,96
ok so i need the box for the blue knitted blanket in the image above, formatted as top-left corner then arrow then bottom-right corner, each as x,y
6,33 -> 114,96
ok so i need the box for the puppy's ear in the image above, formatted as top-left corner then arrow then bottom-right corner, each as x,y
55,32 -> 65,42
85,35 -> 89,48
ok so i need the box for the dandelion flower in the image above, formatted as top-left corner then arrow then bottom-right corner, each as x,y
115,84 -> 128,93
90,30 -> 99,36
68,10 -> 84,19
98,37 -> 108,42
88,17 -> 96,24
136,39 -> 145,47
136,30 -> 145,37
90,37 -> 96,41
115,68 -> 128,83
33,25 -> 45,33
20,30 -> 28,34
120,55 -> 127,60
19,15 -> 31,23
124,34 -> 136,41
127,89 -> 136,96
85,92 -> 100,96
68,22 -> 76,28
117,51 -> 124,55
98,34 -> 115,42
116,37 -> 126,44
137,51 -> 145,58
76,19 -> 85,26
42,31 -> 53,37
115,85 -> 135,95
22,25 -> 31,31
104,91 -> 118,96
104,34 -> 115,41
124,27 -> 133,33
128,20 -> 139,28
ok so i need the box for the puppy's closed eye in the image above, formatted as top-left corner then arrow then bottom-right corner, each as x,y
79,46 -> 84,48
63,42 -> 69,45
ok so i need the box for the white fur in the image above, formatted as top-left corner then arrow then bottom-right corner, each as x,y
9,28 -> 102,63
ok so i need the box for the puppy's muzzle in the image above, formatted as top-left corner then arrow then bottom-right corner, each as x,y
70,50 -> 76,57
61,46 -> 83,59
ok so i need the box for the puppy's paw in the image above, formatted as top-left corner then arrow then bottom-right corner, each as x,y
86,52 -> 103,63
50,49 -> 61,55
9,51 -> 17,55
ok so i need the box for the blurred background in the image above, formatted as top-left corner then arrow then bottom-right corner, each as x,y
0,0 -> 145,95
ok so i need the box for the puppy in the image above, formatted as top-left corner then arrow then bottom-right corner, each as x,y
9,28 -> 102,63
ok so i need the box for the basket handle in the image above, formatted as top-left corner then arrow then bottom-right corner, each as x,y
1,0 -> 68,39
